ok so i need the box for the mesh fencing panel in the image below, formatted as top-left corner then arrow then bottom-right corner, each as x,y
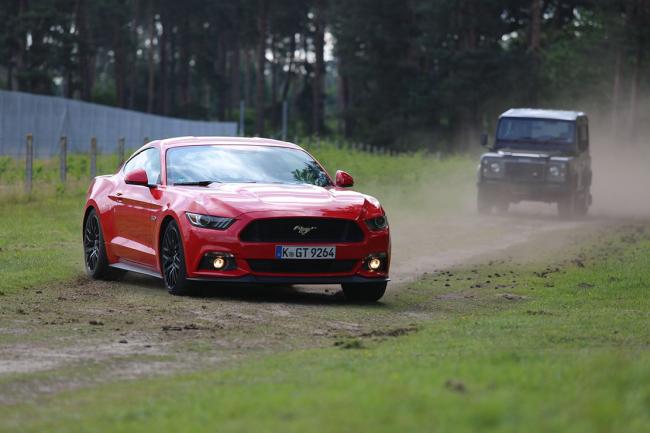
0,90 -> 237,158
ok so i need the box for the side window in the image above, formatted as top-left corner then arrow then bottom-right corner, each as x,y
123,148 -> 161,184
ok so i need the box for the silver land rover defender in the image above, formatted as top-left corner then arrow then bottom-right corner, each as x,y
477,109 -> 592,218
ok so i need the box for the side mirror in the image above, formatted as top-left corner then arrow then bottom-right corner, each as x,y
335,170 -> 354,188
124,168 -> 150,187
480,133 -> 488,147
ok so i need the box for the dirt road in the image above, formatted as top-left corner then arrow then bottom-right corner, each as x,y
0,197 -> 618,404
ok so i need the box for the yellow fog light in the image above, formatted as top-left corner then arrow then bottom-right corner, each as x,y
368,257 -> 382,271
213,257 -> 226,270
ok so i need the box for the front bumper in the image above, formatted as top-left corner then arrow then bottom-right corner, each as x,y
187,275 -> 389,285
178,212 -> 391,283
479,179 -> 573,202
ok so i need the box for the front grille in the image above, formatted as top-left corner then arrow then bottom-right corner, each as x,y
505,162 -> 546,182
247,259 -> 357,274
239,218 -> 364,243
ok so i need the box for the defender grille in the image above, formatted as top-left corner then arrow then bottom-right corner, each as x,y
505,162 -> 546,182
247,259 -> 357,274
239,218 -> 364,243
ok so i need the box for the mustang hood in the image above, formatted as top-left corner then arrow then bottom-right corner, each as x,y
184,183 -> 376,219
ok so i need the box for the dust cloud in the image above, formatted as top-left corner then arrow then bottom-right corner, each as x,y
590,138 -> 650,218
387,105 -> 650,282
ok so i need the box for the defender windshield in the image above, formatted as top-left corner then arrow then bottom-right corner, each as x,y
166,145 -> 332,187
497,118 -> 575,146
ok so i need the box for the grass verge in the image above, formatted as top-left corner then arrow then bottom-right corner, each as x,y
1,224 -> 648,433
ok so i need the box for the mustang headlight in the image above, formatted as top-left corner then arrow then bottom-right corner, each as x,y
547,164 -> 567,182
482,159 -> 504,178
186,212 -> 235,230
365,215 -> 388,231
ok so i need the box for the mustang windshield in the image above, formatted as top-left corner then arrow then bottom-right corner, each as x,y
166,145 -> 332,187
496,118 -> 575,148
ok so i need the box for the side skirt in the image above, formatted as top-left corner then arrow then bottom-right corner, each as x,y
110,261 -> 162,279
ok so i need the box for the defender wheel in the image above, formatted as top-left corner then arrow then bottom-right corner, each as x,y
83,209 -> 125,280
161,221 -> 194,296
342,282 -> 387,302
557,194 -> 575,219
573,191 -> 589,217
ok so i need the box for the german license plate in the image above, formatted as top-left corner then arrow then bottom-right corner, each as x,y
275,246 -> 336,259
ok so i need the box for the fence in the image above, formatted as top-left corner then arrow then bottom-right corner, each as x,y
0,90 -> 237,158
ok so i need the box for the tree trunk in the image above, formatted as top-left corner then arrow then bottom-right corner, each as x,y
158,8 -> 170,115
169,19 -> 177,114
529,0 -> 542,53
128,0 -> 140,109
215,36 -> 227,120
312,0 -> 326,135
113,10 -> 127,108
244,49 -> 255,107
11,0 -> 28,91
281,34 -> 296,102
338,57 -> 352,137
75,0 -> 95,101
527,0 -> 543,105
255,0 -> 269,136
628,0 -> 646,144
230,41 -> 241,120
270,35 -> 278,129
179,14 -> 191,113
146,0 -> 156,113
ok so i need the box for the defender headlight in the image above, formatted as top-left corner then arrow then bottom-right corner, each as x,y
482,159 -> 504,178
186,212 -> 235,230
547,164 -> 567,181
365,215 -> 388,231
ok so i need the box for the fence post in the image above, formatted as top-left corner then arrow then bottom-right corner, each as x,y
281,100 -> 288,141
90,137 -> 97,178
59,136 -> 67,183
239,100 -> 245,137
117,137 -> 125,167
25,134 -> 33,194
143,137 -> 149,146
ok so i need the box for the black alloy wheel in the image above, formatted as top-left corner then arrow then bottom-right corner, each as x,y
84,213 -> 101,273
83,209 -> 124,280
161,221 -> 192,295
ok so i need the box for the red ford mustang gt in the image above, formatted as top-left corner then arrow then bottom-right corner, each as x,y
83,137 -> 390,301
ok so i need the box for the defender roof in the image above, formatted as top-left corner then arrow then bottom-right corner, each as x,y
500,108 -> 585,121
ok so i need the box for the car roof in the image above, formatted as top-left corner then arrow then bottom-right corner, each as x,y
500,108 -> 585,121
159,136 -> 301,150
138,136 -> 303,153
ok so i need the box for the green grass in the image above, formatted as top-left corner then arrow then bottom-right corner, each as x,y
0,189 -> 85,295
0,143 -> 475,295
1,226 -> 648,433
0,154 -> 124,185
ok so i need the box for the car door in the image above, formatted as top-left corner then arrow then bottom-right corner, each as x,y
111,148 -> 164,268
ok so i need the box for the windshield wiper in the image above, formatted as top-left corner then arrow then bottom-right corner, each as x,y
173,181 -> 219,186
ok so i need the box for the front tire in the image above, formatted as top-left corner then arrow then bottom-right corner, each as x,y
83,209 -> 125,280
342,282 -> 387,302
161,221 -> 194,296
558,190 -> 589,219
573,190 -> 590,217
